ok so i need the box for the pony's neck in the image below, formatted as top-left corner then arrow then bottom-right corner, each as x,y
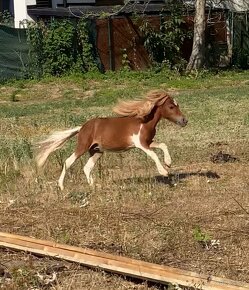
143,106 -> 162,128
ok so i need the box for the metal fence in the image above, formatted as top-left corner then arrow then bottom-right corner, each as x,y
0,25 -> 29,81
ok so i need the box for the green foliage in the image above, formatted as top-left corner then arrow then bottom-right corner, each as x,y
26,18 -> 98,77
121,48 -> 131,70
76,19 -> 98,72
43,20 -> 75,75
10,267 -> 41,290
233,47 -> 249,69
26,21 -> 44,78
193,226 -> 211,243
139,1 -> 191,70
0,139 -> 33,180
0,10 -> 14,26
0,139 -> 33,162
10,89 -> 20,102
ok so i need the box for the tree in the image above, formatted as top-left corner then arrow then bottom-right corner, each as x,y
186,0 -> 206,71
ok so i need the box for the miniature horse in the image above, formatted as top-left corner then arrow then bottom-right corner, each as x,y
36,90 -> 188,190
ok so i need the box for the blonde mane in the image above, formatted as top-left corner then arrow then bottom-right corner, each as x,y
113,90 -> 170,118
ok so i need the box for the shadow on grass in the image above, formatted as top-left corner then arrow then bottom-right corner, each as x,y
156,170 -> 220,185
118,170 -> 220,186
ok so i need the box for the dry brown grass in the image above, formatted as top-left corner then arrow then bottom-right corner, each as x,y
0,71 -> 249,289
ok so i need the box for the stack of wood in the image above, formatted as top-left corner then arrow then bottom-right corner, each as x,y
0,232 -> 248,290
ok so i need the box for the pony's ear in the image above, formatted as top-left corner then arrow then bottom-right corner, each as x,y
156,94 -> 169,106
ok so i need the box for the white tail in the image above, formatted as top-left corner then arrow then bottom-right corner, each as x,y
36,126 -> 82,168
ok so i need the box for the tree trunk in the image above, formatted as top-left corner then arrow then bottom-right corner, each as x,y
186,0 -> 206,71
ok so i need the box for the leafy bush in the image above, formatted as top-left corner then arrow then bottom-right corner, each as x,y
43,19 -> 75,75
0,10 -> 14,26
139,1 -> 191,70
27,18 -> 98,77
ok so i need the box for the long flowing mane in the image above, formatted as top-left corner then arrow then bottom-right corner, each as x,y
113,90 -> 170,118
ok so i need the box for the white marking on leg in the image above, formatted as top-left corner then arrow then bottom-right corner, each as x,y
142,149 -> 168,176
83,153 -> 102,185
131,126 -> 168,176
150,142 -> 172,167
58,152 -> 78,191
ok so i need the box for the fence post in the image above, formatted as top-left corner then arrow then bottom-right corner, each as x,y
108,16 -> 115,70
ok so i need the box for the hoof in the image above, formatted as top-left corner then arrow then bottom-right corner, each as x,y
159,168 -> 169,177
58,182 -> 64,191
163,164 -> 171,171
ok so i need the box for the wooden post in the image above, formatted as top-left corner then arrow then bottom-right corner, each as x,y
0,232 -> 248,290
108,16 -> 115,70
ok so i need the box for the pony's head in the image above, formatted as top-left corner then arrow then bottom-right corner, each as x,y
159,96 -> 188,127
113,90 -> 188,127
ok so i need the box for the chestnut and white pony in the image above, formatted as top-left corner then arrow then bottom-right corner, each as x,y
36,90 -> 188,190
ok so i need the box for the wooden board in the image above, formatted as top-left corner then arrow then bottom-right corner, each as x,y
0,232 -> 248,290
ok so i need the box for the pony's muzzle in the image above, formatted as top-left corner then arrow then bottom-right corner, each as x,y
179,117 -> 188,127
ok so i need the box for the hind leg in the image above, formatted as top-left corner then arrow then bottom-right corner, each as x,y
83,151 -> 102,185
58,137 -> 90,191
58,152 -> 79,191
57,123 -> 96,190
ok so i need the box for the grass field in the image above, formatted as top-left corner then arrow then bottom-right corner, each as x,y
0,69 -> 249,290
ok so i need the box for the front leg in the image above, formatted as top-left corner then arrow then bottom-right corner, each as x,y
135,145 -> 168,177
132,130 -> 168,177
149,141 -> 172,168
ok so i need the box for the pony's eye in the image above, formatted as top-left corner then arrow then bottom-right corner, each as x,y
169,106 -> 174,110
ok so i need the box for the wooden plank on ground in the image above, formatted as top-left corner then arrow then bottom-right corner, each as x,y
0,232 -> 248,290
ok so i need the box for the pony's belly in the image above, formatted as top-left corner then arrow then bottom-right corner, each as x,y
103,146 -> 134,152
90,137 -> 134,152
99,143 -> 134,152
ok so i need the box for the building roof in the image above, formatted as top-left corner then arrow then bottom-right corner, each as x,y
184,0 -> 249,12
28,2 -> 167,17
28,0 -> 249,19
